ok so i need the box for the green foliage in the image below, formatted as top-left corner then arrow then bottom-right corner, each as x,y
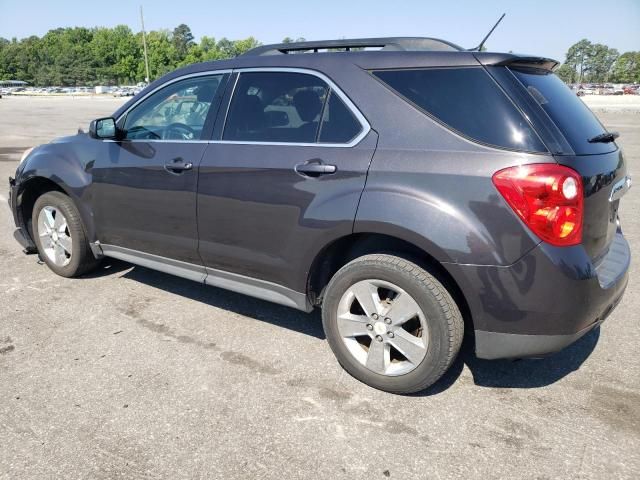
3,27 -> 638,87
560,39 -> 637,84
0,25 -> 261,86
610,51 -> 640,83
556,63 -> 576,83
172,24 -> 195,57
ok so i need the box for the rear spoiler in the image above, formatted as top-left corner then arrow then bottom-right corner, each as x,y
473,53 -> 559,72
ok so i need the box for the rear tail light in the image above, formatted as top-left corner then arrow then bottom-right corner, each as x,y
492,164 -> 583,246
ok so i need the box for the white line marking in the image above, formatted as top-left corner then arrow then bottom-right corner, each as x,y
0,194 -> 7,203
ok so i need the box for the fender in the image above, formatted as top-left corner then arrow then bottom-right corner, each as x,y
354,151 -> 543,267
16,134 -> 98,242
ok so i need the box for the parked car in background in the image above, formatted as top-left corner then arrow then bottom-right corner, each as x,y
8,37 -> 631,393
623,85 -> 639,95
576,84 -> 595,96
599,84 -> 615,95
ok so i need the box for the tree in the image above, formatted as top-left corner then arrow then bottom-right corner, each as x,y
610,51 -> 640,83
560,40 -> 622,84
585,44 -> 618,82
565,39 -> 592,83
9,26 -> 634,88
172,24 -> 195,59
556,63 -> 576,83
216,37 -> 260,58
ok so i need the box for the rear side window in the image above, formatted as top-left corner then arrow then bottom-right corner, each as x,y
224,72 -> 328,143
510,69 -> 614,155
318,91 -> 362,143
373,67 -> 547,153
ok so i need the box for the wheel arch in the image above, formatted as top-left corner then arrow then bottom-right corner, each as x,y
16,176 -> 96,247
306,232 -> 473,332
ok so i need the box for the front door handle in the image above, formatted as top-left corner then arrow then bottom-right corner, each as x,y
165,158 -> 193,174
295,162 -> 337,177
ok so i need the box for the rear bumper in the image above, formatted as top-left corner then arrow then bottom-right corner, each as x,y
445,232 -> 630,359
474,288 -> 624,359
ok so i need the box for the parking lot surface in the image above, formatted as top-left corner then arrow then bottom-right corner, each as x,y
1,96 -> 639,479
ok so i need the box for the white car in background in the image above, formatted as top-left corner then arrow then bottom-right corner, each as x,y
576,85 -> 595,96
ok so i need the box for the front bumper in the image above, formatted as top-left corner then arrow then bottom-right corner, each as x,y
445,232 -> 630,359
8,176 -> 37,253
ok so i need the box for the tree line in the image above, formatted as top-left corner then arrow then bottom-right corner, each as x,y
0,24 -> 263,86
556,39 -> 639,84
1,26 -> 638,86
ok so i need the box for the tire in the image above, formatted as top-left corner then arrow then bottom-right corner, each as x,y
322,254 -> 463,394
32,191 -> 100,278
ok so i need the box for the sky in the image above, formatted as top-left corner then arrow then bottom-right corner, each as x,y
1,0 -> 639,62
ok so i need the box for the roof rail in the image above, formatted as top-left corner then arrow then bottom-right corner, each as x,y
242,37 -> 464,56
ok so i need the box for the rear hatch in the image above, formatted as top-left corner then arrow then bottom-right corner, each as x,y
487,60 -> 629,261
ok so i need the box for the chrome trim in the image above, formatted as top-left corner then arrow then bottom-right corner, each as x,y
204,266 -> 313,312
610,175 -> 632,202
98,244 -> 313,312
100,244 -> 206,283
104,139 -> 211,144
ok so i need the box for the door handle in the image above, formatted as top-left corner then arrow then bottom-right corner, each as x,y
165,158 -> 193,173
295,162 -> 337,177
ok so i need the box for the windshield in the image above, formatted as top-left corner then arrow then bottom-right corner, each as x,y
510,68 -> 615,155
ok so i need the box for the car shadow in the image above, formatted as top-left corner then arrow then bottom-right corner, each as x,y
87,259 -> 601,392
417,326 -> 600,396
94,259 -> 325,340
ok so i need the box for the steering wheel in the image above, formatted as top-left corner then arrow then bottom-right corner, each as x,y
162,123 -> 197,140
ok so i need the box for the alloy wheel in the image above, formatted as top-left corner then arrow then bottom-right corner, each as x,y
37,206 -> 72,267
336,279 -> 429,376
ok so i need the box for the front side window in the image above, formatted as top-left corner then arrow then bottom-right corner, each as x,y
373,67 -> 547,153
123,74 -> 225,140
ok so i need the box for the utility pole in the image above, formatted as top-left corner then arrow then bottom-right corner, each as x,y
140,5 -> 150,83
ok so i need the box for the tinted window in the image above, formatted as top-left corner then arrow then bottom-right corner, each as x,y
124,75 -> 224,140
373,68 -> 547,153
318,91 -> 362,143
224,72 -> 328,143
511,69 -> 614,155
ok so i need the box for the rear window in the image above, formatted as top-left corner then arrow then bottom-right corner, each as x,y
373,67 -> 547,153
510,69 -> 614,155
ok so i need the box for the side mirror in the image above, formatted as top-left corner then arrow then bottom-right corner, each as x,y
89,117 -> 117,139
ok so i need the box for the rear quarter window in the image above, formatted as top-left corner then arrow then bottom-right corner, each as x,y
372,67 -> 547,153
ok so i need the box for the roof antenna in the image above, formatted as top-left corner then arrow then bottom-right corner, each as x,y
469,13 -> 506,52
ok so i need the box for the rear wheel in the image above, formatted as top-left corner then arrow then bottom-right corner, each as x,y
32,191 -> 99,277
322,254 -> 463,394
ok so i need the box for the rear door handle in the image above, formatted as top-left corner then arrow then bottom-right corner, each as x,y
295,162 -> 337,177
165,158 -> 193,173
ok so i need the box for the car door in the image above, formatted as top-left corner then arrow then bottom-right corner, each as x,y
197,69 -> 378,296
91,72 -> 229,268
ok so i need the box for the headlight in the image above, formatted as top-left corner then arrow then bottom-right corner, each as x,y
19,147 -> 34,165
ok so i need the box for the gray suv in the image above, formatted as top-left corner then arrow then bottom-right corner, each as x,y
8,38 -> 631,393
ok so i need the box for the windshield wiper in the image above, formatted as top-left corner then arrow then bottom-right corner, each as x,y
588,131 -> 619,143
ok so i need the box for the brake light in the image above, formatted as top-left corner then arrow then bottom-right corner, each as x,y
492,164 -> 583,246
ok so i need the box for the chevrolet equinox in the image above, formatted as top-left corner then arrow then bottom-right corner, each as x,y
8,37 -> 631,393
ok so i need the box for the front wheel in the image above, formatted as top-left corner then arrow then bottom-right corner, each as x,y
322,254 -> 463,394
32,191 -> 100,278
